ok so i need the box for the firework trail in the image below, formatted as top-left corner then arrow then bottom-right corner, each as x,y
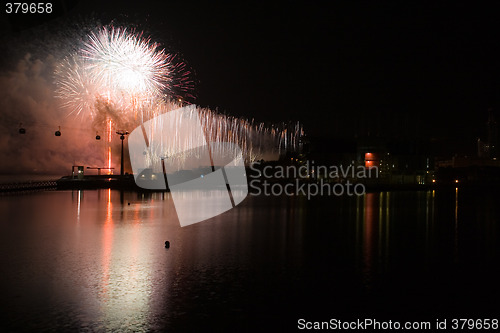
140,101 -> 304,171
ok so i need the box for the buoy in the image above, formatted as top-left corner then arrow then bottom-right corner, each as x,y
55,126 -> 61,136
127,202 -> 130,205
165,241 -> 170,248
96,132 -> 101,140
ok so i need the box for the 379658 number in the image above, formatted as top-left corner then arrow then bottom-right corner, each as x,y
5,3 -> 52,14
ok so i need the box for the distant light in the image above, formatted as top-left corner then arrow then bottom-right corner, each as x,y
432,179 -> 436,183
455,179 -> 459,183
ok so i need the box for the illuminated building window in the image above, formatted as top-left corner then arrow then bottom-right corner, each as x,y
364,152 -> 380,168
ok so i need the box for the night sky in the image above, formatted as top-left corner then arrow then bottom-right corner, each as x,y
2,1 -> 500,155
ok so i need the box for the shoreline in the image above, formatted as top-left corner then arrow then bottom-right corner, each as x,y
1,174 -> 498,193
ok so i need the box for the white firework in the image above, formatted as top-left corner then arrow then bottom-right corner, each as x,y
55,26 -> 172,120
82,26 -> 171,98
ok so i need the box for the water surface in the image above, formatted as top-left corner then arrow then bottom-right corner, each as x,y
1,188 -> 499,331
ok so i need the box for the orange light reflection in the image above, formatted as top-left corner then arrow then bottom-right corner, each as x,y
101,189 -> 113,299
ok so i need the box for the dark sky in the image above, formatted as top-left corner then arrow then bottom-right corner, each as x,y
2,1 -> 500,154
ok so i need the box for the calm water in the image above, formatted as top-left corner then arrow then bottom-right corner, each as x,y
1,188 -> 499,332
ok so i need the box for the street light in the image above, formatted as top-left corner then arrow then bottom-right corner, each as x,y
116,130 -> 129,176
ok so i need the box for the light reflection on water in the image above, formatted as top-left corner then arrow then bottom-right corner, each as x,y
0,187 -> 499,331
356,191 -> 438,289
1,190 -> 177,331
0,190 -> 307,331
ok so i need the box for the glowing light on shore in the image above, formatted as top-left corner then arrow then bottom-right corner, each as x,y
107,119 -> 113,174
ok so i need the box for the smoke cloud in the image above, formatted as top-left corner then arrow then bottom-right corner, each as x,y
0,53 -> 122,176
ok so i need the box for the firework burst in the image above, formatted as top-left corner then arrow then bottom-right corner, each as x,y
53,24 -> 303,168
53,54 -> 100,117
82,27 -> 170,99
54,25 -> 181,121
